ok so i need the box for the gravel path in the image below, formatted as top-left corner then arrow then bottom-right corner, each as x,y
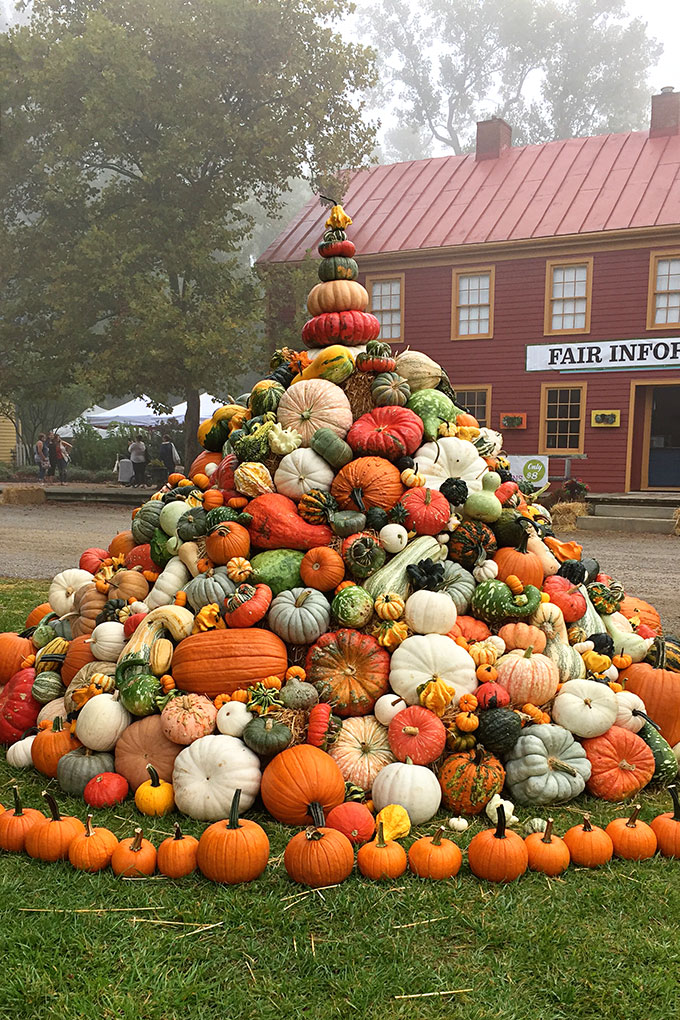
1,503 -> 679,632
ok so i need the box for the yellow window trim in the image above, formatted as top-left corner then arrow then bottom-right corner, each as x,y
544,257 -> 593,336
451,266 -> 495,340
646,249 -> 680,330
538,382 -> 587,456
365,272 -> 405,343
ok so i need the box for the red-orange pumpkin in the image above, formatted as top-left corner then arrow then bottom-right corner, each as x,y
108,530 -> 136,558
581,726 -> 655,801
388,705 -> 446,764
346,407 -> 423,461
305,629 -> 390,717
541,575 -> 587,622
331,457 -> 404,513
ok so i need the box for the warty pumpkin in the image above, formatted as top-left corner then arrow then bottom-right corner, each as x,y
494,646 -> 560,707
0,668 -> 42,745
346,407 -> 424,461
438,746 -> 505,815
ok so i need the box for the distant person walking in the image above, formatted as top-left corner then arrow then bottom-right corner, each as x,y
45,431 -> 57,482
128,435 -> 147,487
54,436 -> 72,484
159,434 -> 182,476
34,433 -> 50,483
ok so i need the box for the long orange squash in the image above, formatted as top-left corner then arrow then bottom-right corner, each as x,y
171,630 -> 288,697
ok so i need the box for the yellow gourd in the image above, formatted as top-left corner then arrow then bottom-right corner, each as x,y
418,676 -> 457,716
375,804 -> 410,841
292,345 -> 355,385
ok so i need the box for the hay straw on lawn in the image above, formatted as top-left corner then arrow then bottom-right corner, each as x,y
550,500 -> 589,531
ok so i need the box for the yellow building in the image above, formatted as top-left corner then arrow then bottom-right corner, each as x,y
0,413 -> 19,463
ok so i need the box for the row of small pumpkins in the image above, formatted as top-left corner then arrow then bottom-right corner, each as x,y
2,776 -> 679,885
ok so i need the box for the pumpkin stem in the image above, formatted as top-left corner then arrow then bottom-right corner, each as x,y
42,790 -> 61,822
145,763 -> 161,787
11,785 -> 23,817
52,716 -> 64,733
626,805 -> 642,828
548,756 -> 578,778
431,826 -> 446,847
305,825 -> 323,842
295,590 -> 311,608
667,785 -> 680,822
375,821 -> 387,848
228,789 -> 242,830
130,827 -> 144,853
85,814 -> 96,838
631,709 -> 661,731
523,645 -> 534,659
494,803 -> 507,839
541,818 -> 554,844
473,746 -> 485,766
351,487 -> 366,513
619,759 -> 636,772
309,801 -> 326,828
402,726 -> 420,736
582,813 -> 593,832
173,822 -> 183,841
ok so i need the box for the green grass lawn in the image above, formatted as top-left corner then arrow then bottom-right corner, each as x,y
1,578 -> 679,1020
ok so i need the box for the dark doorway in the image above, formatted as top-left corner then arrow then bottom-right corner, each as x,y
648,385 -> 680,487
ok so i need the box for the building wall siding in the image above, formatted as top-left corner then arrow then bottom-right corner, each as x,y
360,243 -> 680,493
0,415 -> 18,463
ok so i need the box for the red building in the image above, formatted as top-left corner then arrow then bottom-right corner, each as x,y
259,90 -> 680,494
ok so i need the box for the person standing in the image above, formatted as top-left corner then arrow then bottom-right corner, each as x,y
34,433 -> 50,483
128,435 -> 147,487
159,433 -> 182,476
54,436 -> 72,484
45,431 -> 57,482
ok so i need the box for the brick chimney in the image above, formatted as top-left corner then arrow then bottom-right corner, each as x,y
475,117 -> 512,161
650,87 -> 680,138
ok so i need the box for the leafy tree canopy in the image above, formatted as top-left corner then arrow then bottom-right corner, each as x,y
361,0 -> 661,154
1,0 -> 378,462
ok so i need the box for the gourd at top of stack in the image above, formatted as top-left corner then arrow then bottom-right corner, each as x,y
301,205 -> 380,350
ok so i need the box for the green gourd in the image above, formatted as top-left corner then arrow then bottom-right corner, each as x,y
311,428 -> 354,470
249,549 -> 305,596
470,579 -> 543,624
317,256 -> 359,282
31,671 -> 66,705
463,472 -> 503,523
132,501 -> 164,544
331,510 -> 367,537
280,678 -> 319,710
407,389 -> 463,441
332,586 -> 374,628
638,721 -> 679,784
371,372 -> 411,407
176,506 -> 208,542
242,717 -> 292,756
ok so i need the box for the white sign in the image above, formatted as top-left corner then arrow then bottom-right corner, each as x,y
526,337 -> 680,372
509,455 -> 549,484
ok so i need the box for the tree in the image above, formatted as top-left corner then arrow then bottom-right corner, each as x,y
361,0 -> 661,153
0,0 -> 378,465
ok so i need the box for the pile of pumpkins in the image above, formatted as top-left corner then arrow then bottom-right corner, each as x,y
1,203 -> 680,885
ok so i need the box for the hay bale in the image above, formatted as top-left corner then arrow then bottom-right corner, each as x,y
552,500 -> 589,531
342,368 -> 374,418
673,507 -> 680,536
1,486 -> 46,506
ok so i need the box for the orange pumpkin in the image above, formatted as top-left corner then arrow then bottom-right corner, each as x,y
498,622 -> 546,654
61,635 -> 96,686
493,529 -> 544,589
300,547 -> 346,591
111,828 -> 157,877
618,595 -> 662,636
620,663 -> 680,748
0,633 -> 34,685
260,745 -> 345,826
331,457 -> 404,513
188,451 -> 220,477
581,726 -> 655,801
447,616 -> 491,643
31,717 -> 81,778
25,603 -> 52,629
171,629 -> 288,698
25,792 -> 85,862
202,489 -> 224,510
204,522 -> 250,564
108,530 -> 136,558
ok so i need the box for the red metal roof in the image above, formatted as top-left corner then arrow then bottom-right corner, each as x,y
258,130 -> 680,263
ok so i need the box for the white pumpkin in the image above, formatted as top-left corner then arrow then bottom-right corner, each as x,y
274,448 -> 335,499
551,679 -> 618,738
674,742 -> 680,767
371,759 -> 442,824
89,621 -> 127,660
394,350 -> 442,391
486,794 -> 519,826
448,816 -> 469,832
48,569 -> 94,615
6,734 -> 36,767
158,500 -> 190,538
75,692 -> 132,751
379,524 -> 409,554
615,690 -> 649,733
389,634 -> 477,706
404,590 -> 457,635
146,557 -> 191,610
374,693 -> 408,727
172,734 -> 262,820
37,697 -> 67,724
216,700 -> 253,738
413,437 -> 488,493
473,558 -> 499,582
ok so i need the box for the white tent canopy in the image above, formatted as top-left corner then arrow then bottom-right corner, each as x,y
170,394 -> 226,423
87,397 -> 175,429
57,405 -> 111,437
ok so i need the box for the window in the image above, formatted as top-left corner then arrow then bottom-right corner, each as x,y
366,275 -> 404,341
544,258 -> 593,335
647,252 -> 680,329
456,387 -> 491,428
452,267 -> 494,339
539,384 -> 587,455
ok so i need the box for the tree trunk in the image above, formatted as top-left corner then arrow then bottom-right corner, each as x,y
184,386 -> 201,473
